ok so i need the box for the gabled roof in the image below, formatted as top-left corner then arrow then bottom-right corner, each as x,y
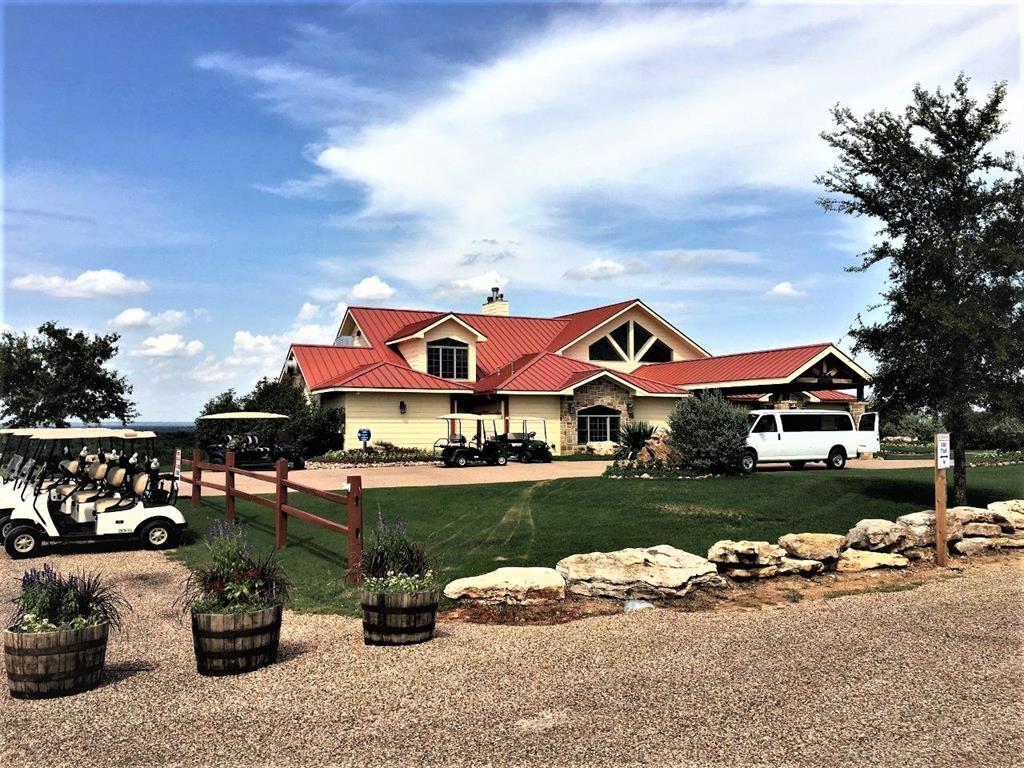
476,352 -> 686,396
319,361 -> 474,392
288,345 -> 387,390
728,390 -> 857,403
636,342 -> 870,388
385,313 -> 487,345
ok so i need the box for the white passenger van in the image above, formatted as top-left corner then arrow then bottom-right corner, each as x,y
742,409 -> 879,472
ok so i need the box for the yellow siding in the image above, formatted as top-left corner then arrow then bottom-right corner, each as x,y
341,392 -> 451,451
633,397 -> 681,433
507,395 -> 563,455
561,305 -> 706,372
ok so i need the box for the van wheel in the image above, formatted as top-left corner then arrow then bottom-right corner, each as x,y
789,461 -> 806,470
455,455 -> 469,468
5,526 -> 42,559
496,455 -> 508,466
827,447 -> 847,470
140,520 -> 179,550
740,450 -> 757,474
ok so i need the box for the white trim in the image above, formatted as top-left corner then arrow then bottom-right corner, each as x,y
313,386 -> 474,395
667,345 -> 872,390
386,314 -> 487,345
555,300 -> 711,358
335,309 -> 370,347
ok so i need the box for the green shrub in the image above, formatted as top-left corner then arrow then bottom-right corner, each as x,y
668,392 -> 748,474
881,410 -> 944,442
178,521 -> 289,615
616,421 -> 655,459
10,565 -> 129,633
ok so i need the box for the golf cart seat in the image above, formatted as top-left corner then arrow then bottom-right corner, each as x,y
92,467 -> 128,513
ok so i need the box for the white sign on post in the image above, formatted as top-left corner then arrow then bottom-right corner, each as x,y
174,448 -> 182,479
935,433 -> 951,469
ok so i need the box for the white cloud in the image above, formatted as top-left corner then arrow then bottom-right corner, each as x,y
296,4 -> 1018,292
564,258 -> 626,281
296,302 -> 322,321
766,281 -> 808,298
659,249 -> 761,268
434,270 -> 509,298
10,269 -> 149,299
347,275 -> 396,301
133,334 -> 204,358
110,307 -> 189,330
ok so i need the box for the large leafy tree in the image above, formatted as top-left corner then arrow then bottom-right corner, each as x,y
816,74 -> 1024,504
0,322 -> 138,427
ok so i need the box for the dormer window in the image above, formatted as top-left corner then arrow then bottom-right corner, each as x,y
427,338 -> 469,379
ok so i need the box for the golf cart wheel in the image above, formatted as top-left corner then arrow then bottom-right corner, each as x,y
442,457 -> 454,467
496,455 -> 508,466
455,455 -> 469,468
292,457 -> 306,470
140,520 -> 179,550
5,526 -> 43,559
740,450 -> 757,474
827,447 -> 847,470
789,461 -> 806,470
520,450 -> 533,464
0,515 -> 12,541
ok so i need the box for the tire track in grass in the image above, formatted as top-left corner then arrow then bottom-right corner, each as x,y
477,481 -> 545,563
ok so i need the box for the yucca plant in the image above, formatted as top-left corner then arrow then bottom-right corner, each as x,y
616,421 -> 656,459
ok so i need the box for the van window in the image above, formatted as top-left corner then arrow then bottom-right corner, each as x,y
752,415 -> 778,433
859,413 -> 877,431
779,413 -> 854,432
822,414 -> 854,431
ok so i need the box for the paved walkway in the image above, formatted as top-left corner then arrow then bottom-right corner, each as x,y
189,456 -> 932,496
2,550 -> 1020,767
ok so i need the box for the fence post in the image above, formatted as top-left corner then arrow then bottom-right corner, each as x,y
224,451 -> 236,523
346,475 -> 363,583
191,449 -> 202,508
275,458 -> 288,549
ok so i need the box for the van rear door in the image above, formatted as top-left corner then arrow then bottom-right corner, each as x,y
857,412 -> 880,455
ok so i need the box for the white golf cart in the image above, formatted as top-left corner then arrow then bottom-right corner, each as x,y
2,427 -> 187,559
433,414 -> 511,467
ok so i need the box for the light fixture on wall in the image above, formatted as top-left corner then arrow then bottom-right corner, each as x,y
399,400 -> 407,415
627,404 -> 634,418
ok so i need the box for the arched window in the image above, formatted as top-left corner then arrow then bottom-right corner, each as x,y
577,405 -> 621,444
427,338 -> 469,379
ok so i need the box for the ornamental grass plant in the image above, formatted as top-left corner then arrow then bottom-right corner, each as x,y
8,564 -> 130,633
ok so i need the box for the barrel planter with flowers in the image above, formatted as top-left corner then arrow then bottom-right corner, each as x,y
4,565 -> 129,699
360,513 -> 438,646
178,521 -> 289,676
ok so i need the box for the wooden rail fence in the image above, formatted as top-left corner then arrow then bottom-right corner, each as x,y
179,450 -> 362,583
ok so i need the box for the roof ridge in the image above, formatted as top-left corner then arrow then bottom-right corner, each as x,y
552,298 -> 638,320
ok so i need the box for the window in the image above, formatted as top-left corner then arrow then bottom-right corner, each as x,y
427,338 -> 469,379
639,339 -> 673,363
577,405 -> 621,444
610,322 -> 630,352
588,337 -> 625,362
633,322 -> 653,351
859,413 -> 876,431
752,415 -> 778,433
823,414 -> 854,431
779,413 -> 854,432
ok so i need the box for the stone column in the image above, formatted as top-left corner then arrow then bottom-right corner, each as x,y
848,401 -> 871,458
772,400 -> 795,410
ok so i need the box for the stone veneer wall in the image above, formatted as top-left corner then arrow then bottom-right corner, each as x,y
560,380 -> 635,453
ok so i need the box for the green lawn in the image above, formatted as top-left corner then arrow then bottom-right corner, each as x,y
170,465 -> 1024,614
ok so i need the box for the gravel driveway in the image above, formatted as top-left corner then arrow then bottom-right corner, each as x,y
1,550 -> 1021,767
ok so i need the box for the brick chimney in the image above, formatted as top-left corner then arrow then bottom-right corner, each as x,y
482,286 -> 509,316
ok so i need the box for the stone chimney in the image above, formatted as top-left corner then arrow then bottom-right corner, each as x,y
482,286 -> 509,316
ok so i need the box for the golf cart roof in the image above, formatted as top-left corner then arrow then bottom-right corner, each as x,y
437,413 -> 502,421
198,411 -> 289,420
25,427 -> 117,440
117,429 -> 158,439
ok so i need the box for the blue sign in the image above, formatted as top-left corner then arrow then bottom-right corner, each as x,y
357,428 -> 372,442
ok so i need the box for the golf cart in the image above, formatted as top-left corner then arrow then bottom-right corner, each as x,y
434,414 -> 511,468
2,427 -> 186,559
503,417 -> 555,463
200,411 -> 305,469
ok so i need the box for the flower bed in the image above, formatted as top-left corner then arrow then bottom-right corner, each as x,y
604,459 -> 713,480
309,445 -> 437,468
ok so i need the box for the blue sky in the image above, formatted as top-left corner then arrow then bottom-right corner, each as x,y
3,2 -> 1021,420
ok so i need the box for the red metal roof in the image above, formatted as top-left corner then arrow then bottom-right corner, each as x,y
290,345 -> 388,390
546,299 -> 638,352
728,389 -> 857,403
636,343 -> 833,386
322,361 -> 473,391
475,352 -> 685,395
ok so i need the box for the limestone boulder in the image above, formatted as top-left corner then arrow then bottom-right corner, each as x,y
901,547 -> 935,563
844,519 -> 910,552
635,432 -> 683,467
707,540 -> 786,567
948,506 -> 1015,532
724,565 -> 779,581
556,545 -> 724,599
444,567 -> 566,604
778,557 -> 825,576
836,549 -> 909,572
777,533 -> 845,562
986,501 -> 1024,530
962,522 -> 1002,538
953,538 -> 1000,556
895,511 -> 964,548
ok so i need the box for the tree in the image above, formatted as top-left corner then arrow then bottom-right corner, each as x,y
667,392 -> 748,474
816,74 -> 1024,504
0,322 -> 137,427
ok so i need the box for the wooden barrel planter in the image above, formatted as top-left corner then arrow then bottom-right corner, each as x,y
361,589 -> 439,646
191,604 -> 282,676
4,623 -> 109,699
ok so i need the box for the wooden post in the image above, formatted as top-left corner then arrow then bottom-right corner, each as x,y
224,451 -> 236,523
346,475 -> 363,583
934,433 -> 949,567
191,449 -> 202,508
274,458 -> 288,549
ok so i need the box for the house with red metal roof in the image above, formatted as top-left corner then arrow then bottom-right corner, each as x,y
281,288 -> 871,453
